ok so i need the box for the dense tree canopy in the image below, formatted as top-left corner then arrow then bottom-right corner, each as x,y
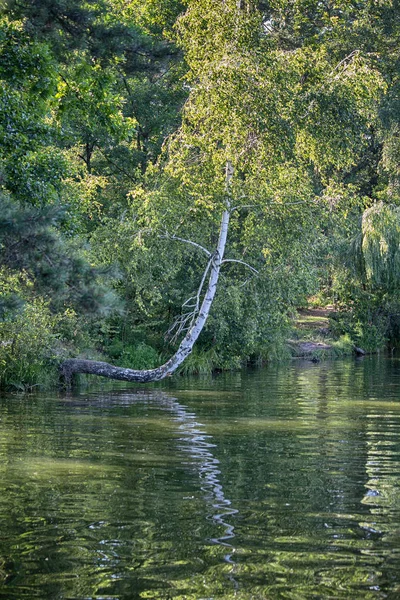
0,0 -> 399,388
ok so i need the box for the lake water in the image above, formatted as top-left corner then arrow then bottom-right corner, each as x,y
1,356 -> 400,599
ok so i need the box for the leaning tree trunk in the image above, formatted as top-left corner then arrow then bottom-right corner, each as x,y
60,164 -> 233,386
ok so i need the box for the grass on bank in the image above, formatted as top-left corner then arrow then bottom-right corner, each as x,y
0,303 -> 388,391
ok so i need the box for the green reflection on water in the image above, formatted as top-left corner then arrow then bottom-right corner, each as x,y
0,357 -> 400,598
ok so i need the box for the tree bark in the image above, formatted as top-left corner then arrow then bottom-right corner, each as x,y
60,163 -> 233,386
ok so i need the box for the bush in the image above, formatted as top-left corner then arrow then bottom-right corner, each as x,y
118,342 -> 160,370
0,297 -> 59,390
178,347 -> 222,375
332,334 -> 354,356
354,320 -> 388,352
328,308 -> 388,353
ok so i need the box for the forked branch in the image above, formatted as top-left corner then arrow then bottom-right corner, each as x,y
166,254 -> 214,342
60,162 -> 233,386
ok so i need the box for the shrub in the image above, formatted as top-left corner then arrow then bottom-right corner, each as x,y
118,342 -> 160,370
0,297 -> 59,390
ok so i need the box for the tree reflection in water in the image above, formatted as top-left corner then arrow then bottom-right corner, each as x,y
166,395 -> 238,583
2,358 -> 400,599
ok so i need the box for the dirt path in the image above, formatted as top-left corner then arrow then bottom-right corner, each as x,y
290,306 -> 336,357
298,306 -> 334,318
295,307 -> 334,329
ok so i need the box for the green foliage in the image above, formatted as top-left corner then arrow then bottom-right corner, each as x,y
0,0 -> 190,387
0,274 -> 59,389
326,200 -> 400,352
329,307 -> 389,353
4,0 -> 165,63
0,193 -> 123,389
120,0 -> 184,37
0,194 -> 121,316
331,334 -> 355,357
361,202 -> 400,290
0,0 -> 399,385
90,0 -> 396,368
108,340 -> 160,369
355,320 -> 388,353
178,347 -> 223,375
0,16 -> 69,206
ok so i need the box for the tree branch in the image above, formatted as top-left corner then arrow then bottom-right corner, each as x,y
167,255 -> 213,342
97,148 -> 138,184
230,204 -> 257,212
161,234 -> 212,257
300,50 -> 360,119
60,162 -> 233,386
222,258 -> 259,274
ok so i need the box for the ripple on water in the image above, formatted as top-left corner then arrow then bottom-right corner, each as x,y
1,359 -> 400,598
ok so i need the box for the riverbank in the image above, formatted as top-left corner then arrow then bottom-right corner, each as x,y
289,307 -> 360,360
0,306 -> 375,391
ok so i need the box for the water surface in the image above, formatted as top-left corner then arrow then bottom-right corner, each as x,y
1,356 -> 400,598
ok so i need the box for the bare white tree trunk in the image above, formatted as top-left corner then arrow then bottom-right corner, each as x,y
60,163 -> 233,386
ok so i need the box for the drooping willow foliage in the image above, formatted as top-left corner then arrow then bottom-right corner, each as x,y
361,202 -> 400,291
